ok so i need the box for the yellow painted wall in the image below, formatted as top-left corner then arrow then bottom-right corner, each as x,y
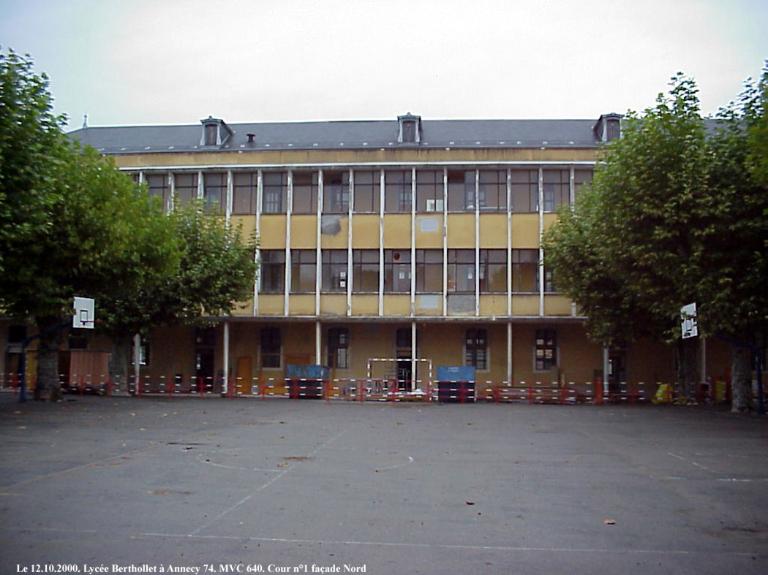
115,147 -> 598,170
383,295 -> 410,316
320,295 -> 346,316
258,295 -> 284,315
479,214 -> 507,247
289,295 -> 315,315
321,216 -> 349,249
290,215 -> 317,248
260,216 -> 287,248
544,296 -> 572,316
480,295 -> 507,316
414,215 -> 443,248
511,215 -> 539,248
351,295 -> 378,316
383,215 -> 411,248
447,214 -> 475,247
231,216 -> 257,243
352,215 -> 380,247
511,295 -> 539,316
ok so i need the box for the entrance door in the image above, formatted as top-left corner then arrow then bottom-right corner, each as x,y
608,349 -> 627,393
395,328 -> 413,391
236,356 -> 253,394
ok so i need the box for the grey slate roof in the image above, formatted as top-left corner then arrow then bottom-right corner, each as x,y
68,118 -> 605,155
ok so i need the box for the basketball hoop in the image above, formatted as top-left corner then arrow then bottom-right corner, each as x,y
73,296 -> 96,329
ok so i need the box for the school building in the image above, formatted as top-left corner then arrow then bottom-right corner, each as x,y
1,113 -> 731,393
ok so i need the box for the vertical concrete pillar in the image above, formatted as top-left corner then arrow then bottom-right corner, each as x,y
222,321 -> 230,395
253,170 -> 263,316
411,320 -> 417,392
442,168 -> 448,317
316,170 -> 324,316
133,333 -> 141,390
347,169 -> 354,317
315,321 -> 322,366
507,322 -> 513,384
410,167 -> 416,316
538,167 -> 545,317
602,345 -> 610,398
378,170 -> 385,317
475,169 -> 480,316
284,171 -> 293,316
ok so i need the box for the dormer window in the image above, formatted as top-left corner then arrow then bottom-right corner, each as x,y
200,116 -> 233,147
593,113 -> 622,143
398,113 -> 422,144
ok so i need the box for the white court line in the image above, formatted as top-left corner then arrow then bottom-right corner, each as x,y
139,531 -> 762,557
667,452 -> 714,473
188,428 -> 348,536
193,452 -> 281,473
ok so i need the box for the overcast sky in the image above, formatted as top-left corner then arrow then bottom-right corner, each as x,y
1,0 -> 766,129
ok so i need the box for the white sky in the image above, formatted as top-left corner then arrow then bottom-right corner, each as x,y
1,0 -> 766,129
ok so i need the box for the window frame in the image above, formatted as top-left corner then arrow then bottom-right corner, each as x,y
260,250 -> 286,293
262,172 -> 287,214
464,328 -> 488,371
352,249 -> 379,293
290,250 -> 317,293
447,249 -> 475,294
260,327 -> 282,369
383,250 -> 411,293
534,329 -> 558,372
415,249 -> 443,293
479,249 -> 507,293
321,250 -> 348,292
232,171 -> 257,215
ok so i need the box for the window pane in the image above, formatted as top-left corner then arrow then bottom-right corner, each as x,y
293,171 -> 318,214
233,172 -> 257,214
384,249 -> 411,293
478,170 -> 506,211
203,172 -> 226,213
353,170 -> 381,213
323,171 -> 350,213
512,249 -> 538,292
416,170 -> 442,212
322,250 -> 348,291
263,172 -> 287,213
174,173 -> 198,206
385,170 -> 412,213
510,169 -> 537,212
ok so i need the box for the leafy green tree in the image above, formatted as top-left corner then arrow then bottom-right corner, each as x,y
545,71 -> 768,409
98,199 -> 257,386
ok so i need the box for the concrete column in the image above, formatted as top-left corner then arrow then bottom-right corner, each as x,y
411,320 -> 417,392
253,170 -> 263,316
410,167 -> 416,316
315,321 -> 322,366
225,169 -> 233,222
507,321 -> 513,384
347,169 -> 354,317
538,167 -> 545,317
133,333 -> 141,390
378,170 -> 385,317
442,168 -> 448,317
506,168 -> 512,317
222,320 -> 230,395
602,345 -> 610,397
197,170 -> 204,201
316,170 -> 324,316
284,171 -> 293,317
475,169 -> 480,316
168,172 -> 175,213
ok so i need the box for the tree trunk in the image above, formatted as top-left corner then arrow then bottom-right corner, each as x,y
731,343 -> 753,413
35,316 -> 64,402
109,333 -> 131,390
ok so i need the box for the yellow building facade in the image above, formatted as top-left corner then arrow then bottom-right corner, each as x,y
46,113 -> 695,393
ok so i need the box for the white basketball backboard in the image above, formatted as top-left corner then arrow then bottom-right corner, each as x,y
73,296 -> 95,329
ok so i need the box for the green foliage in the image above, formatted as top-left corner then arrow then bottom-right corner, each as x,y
544,70 -> 768,347
103,200 -> 257,334
0,49 -> 67,278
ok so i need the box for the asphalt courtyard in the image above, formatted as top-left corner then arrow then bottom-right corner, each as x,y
1,394 -> 767,575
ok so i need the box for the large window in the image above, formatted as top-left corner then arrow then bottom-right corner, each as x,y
353,170 -> 381,213
512,249 -> 538,293
543,169 -> 569,212
416,250 -> 442,293
416,170 -> 443,212
260,327 -> 281,369
147,174 -> 170,212
384,250 -> 411,293
323,171 -> 350,213
203,172 -> 226,213
538,267 -> 556,293
292,171 -> 318,214
510,169 -> 537,212
174,173 -> 198,206
290,250 -> 316,293
464,329 -> 488,371
260,250 -> 285,293
353,250 -> 379,292
327,328 -> 349,369
447,170 -> 474,212
384,170 -> 412,213
322,250 -> 348,292
480,250 -> 506,293
233,172 -> 257,214
478,170 -> 507,211
263,172 -> 287,214
535,329 -> 557,371
447,249 -> 475,293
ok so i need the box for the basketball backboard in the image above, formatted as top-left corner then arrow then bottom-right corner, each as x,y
73,296 -> 95,329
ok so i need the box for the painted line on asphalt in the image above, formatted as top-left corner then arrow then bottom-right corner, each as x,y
667,451 -> 714,473
138,531 -> 762,557
188,428 -> 348,537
